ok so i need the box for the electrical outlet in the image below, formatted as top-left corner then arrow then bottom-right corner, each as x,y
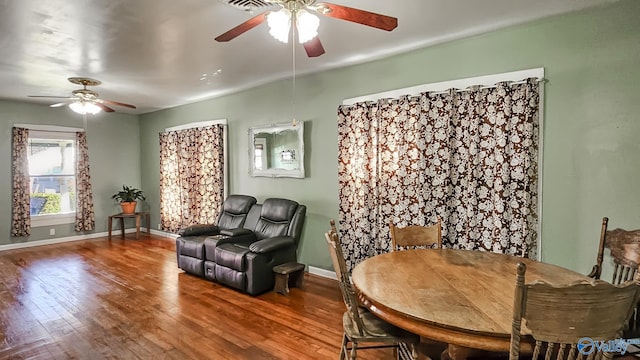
49,228 -> 55,236
157,223 -> 161,230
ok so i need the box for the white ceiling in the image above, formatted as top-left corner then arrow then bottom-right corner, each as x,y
0,0 -> 618,114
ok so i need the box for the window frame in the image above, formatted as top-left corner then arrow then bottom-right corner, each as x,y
27,129 -> 77,227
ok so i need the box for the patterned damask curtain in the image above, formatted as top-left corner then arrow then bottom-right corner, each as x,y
75,132 -> 95,231
11,127 -> 31,237
337,79 -> 540,270
159,125 -> 225,233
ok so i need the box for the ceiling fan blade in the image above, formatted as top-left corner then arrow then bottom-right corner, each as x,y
101,99 -> 137,109
95,103 -> 115,112
215,12 -> 269,42
28,95 -> 74,99
314,3 -> 398,31
50,101 -> 74,108
303,36 -> 325,58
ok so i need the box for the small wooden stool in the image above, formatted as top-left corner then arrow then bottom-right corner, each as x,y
273,262 -> 305,295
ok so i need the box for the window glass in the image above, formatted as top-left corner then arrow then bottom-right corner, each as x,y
255,143 -> 264,170
27,137 -> 76,217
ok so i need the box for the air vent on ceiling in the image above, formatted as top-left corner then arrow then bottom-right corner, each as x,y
223,0 -> 271,11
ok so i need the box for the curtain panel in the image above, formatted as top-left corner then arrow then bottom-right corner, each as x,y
337,79 -> 540,270
75,131 -> 95,231
159,125 -> 225,233
11,127 -> 31,237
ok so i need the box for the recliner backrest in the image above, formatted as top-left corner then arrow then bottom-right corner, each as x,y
216,195 -> 257,230
287,205 -> 306,245
253,198 -> 303,241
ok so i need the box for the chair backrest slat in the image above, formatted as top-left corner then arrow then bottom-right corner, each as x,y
509,262 -> 640,360
390,216 -> 442,250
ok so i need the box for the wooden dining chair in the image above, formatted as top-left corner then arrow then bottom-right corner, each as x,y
589,217 -> 640,282
325,220 -> 421,360
588,217 -> 640,338
389,217 -> 442,251
509,262 -> 640,360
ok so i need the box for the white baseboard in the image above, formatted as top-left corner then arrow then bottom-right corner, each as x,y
0,227 -> 175,252
0,231 -> 107,252
308,266 -> 336,280
152,229 -> 178,239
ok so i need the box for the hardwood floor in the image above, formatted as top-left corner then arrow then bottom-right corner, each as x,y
0,233 -> 396,359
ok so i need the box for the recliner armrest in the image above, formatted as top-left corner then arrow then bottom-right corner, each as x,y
249,236 -> 295,253
220,228 -> 254,237
178,224 -> 219,236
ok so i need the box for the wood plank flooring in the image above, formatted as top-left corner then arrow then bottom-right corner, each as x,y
0,233 -> 396,359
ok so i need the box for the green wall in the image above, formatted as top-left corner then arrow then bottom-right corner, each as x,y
0,1 -> 628,273
139,0 -> 640,273
0,101 -> 141,245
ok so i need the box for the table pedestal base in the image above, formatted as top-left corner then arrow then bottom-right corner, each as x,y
441,345 -> 474,360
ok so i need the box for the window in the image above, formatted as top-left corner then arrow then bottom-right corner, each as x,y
254,138 -> 267,170
28,130 -> 76,226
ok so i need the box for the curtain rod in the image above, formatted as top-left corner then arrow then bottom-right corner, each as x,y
343,68 -> 545,105
428,77 -> 546,95
164,119 -> 227,132
14,124 -> 85,132
344,78 -> 546,105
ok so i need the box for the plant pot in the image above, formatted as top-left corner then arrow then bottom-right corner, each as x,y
120,201 -> 137,214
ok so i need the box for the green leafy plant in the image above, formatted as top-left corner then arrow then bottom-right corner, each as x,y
111,185 -> 145,203
32,193 -> 61,214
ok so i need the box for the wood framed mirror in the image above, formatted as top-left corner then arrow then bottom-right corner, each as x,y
249,122 -> 305,178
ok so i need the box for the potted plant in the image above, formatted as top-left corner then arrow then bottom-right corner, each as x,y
112,185 -> 145,214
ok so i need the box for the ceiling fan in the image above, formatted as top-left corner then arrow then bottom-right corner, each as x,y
215,0 -> 398,57
28,77 -> 136,114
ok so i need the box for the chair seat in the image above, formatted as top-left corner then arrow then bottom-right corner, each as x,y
215,242 -> 251,271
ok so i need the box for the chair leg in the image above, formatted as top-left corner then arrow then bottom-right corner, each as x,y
350,341 -> 357,360
339,334 -> 347,360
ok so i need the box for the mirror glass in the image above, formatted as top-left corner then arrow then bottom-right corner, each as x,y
249,121 -> 304,178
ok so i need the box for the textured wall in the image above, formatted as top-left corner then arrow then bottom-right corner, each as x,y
132,0 -> 640,273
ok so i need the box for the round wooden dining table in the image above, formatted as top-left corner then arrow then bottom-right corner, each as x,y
351,249 -> 589,360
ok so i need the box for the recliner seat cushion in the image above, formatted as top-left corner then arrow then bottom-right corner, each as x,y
215,243 -> 251,271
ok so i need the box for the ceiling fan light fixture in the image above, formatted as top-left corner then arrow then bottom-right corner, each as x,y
296,9 -> 319,43
69,101 -> 101,115
267,8 -> 291,43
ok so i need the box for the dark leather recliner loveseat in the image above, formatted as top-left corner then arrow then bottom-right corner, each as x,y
176,195 -> 306,295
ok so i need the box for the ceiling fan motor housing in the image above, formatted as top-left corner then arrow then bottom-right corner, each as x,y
72,89 -> 99,101
223,0 -> 271,10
